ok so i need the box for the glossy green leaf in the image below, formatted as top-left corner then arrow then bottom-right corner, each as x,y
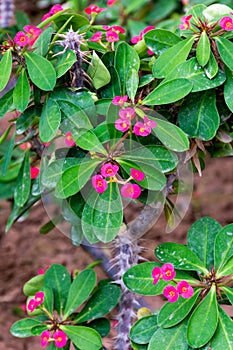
114,42 -> 140,94
126,68 -> 139,103
55,159 -> 101,199
24,51 -> 56,91
31,324 -> 49,336
178,90 -> 220,141
148,322 -> 188,350
87,51 -> 111,89
155,242 -> 209,274
221,286 -> 233,306
142,78 -> 193,105
0,49 -> 12,92
196,31 -> 210,67
152,37 -> 195,78
61,325 -> 102,350
0,88 -> 13,119
144,29 -> 182,55
75,130 -> 107,154
14,151 -> 31,207
63,269 -> 96,319
10,318 -> 42,338
131,341 -> 148,350
224,66 -> 233,112
130,315 -> 158,344
16,106 -> 39,134
215,37 -> 233,71
1,132 -> 15,176
23,274 -> 44,296
158,288 -> 200,328
54,49 -> 76,78
53,13 -> 89,32
187,285 -> 218,348
203,4 -> 232,21
214,224 -> 233,271
59,100 -> 93,131
87,318 -> 110,338
146,0 -> 176,21
204,51 -> 219,79
13,69 -> 30,112
211,306 -> 233,350
33,26 -> 54,56
217,255 -> 233,277
44,264 -> 71,315
187,217 -> 222,271
43,285 -> 54,315
81,191 -> 100,244
75,284 -> 121,323
39,98 -> 61,142
164,58 -> 225,92
99,66 -> 121,98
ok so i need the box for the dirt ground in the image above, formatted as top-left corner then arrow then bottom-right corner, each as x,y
0,155 -> 232,350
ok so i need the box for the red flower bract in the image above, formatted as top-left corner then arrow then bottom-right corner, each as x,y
152,266 -> 161,284
161,263 -> 176,281
101,163 -> 119,178
14,32 -> 29,47
121,183 -> 141,199
177,280 -> 194,298
92,175 -> 108,193
41,330 -> 50,347
53,330 -> 67,348
130,168 -> 145,181
163,285 -> 179,303
220,16 -> 233,31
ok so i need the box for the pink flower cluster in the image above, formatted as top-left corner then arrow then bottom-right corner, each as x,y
14,25 -> 41,47
92,163 -> 145,199
42,4 -> 63,22
179,14 -> 192,30
91,25 -> 125,43
131,26 -> 155,55
219,16 -> 233,31
30,166 -> 40,179
152,264 -> 194,303
84,4 -> 106,15
41,329 -> 67,348
27,291 -> 44,312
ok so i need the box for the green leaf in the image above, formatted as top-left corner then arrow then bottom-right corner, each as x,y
142,78 -> 193,105
87,51 -> 111,89
81,192 -> 100,244
196,31 -> 210,67
44,264 -> 71,315
155,242 -> 209,274
39,98 -> 61,142
53,13 -> 89,32
61,325 -> 102,350
144,29 -> 182,55
75,284 -> 121,323
187,285 -> 218,348
187,217 -> 222,271
24,52 -> 56,91
178,90 -> 220,141
54,49 -> 76,78
16,106 -> 39,134
152,37 -> 195,79
164,58 -> 225,92
31,324 -> 49,336
211,306 -> 233,350
75,130 -> 107,154
13,69 -> 30,112
1,132 -> 15,176
203,4 -> 233,21
158,288 -> 200,328
126,68 -> 139,103
23,274 -> 45,296
214,224 -> 233,271
58,100 -> 93,131
114,42 -> 140,94
130,315 -> 158,344
87,318 -> 110,338
10,318 -> 42,338
33,26 -> 54,56
131,341 -> 148,350
217,255 -> 233,277
215,37 -> 233,71
224,66 -> 233,112
43,286 -> 54,315
55,159 -> 101,199
0,88 -> 13,119
221,286 -> 233,306
204,51 -> 219,79
148,322 -> 188,350
14,151 -> 31,207
0,49 -> 12,92
63,269 -> 96,319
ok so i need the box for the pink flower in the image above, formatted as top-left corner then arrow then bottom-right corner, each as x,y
121,183 -> 141,199
106,30 -> 119,42
152,266 -> 161,285
130,168 -> 145,182
161,263 -> 176,281
131,35 -> 140,44
27,299 -> 37,313
111,25 -> 125,34
23,25 -> 41,35
41,330 -> 50,347
101,163 -> 119,178
53,330 -> 67,348
19,142 -> 31,151
179,15 -> 192,30
30,167 -> 40,179
143,116 -> 157,128
91,31 -> 103,42
42,142 -> 51,147
49,4 -> 63,15
34,291 -> 45,306
220,16 -> 233,31
147,49 -> 154,55
64,131 -> 76,147
84,4 -> 106,14
92,175 -> 108,193
140,25 -> 155,37
163,285 -> 179,303
107,0 -> 119,6
131,26 -> 155,44
133,122 -> 151,136
119,107 -> 135,120
180,15 -> 192,22
42,13 -> 51,22
177,280 -> 194,298
14,32 -> 29,47
102,25 -> 111,30
115,118 -> 130,132
112,95 -> 128,106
